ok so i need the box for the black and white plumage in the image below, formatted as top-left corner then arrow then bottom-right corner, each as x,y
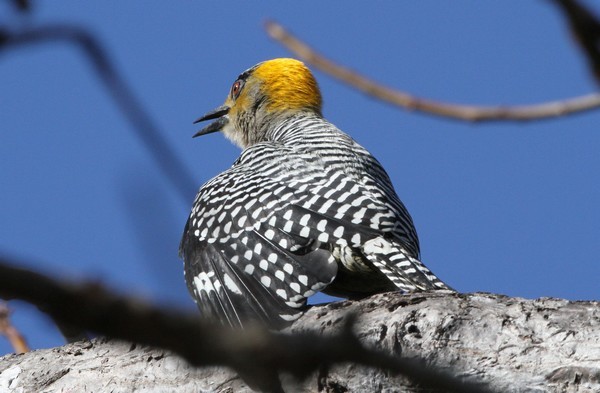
180,58 -> 452,328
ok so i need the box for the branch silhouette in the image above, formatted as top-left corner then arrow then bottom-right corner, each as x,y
554,0 -> 600,84
0,24 -> 197,203
265,20 -> 600,122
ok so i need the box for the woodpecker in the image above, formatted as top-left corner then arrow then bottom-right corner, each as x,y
180,58 -> 452,328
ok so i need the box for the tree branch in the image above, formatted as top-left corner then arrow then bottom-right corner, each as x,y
265,20 -> 600,122
0,258 -> 493,393
2,257 -> 599,391
0,25 -> 197,202
2,256 -> 598,391
554,0 -> 600,84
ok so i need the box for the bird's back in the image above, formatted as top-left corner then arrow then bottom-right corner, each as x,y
180,113 -> 449,327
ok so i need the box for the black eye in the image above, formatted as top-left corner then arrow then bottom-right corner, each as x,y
231,80 -> 244,99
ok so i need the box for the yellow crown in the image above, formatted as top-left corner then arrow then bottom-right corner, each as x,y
253,58 -> 322,114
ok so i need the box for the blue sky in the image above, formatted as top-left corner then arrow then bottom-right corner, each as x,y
1,2 -> 599,354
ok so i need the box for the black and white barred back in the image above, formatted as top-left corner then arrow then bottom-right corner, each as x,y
180,113 -> 451,328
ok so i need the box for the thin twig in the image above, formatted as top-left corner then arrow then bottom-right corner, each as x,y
0,25 -> 197,202
265,20 -> 600,122
0,257 -> 494,393
0,301 -> 29,354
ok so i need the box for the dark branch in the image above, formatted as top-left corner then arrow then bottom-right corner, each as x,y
554,0 -> 600,84
0,257 -> 493,393
0,24 -> 197,203
11,0 -> 30,12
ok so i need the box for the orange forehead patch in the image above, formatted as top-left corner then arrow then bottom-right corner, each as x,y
252,58 -> 322,114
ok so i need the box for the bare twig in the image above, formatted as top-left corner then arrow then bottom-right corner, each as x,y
0,301 -> 29,354
553,0 -> 600,83
265,20 -> 600,122
0,25 -> 197,202
0,257 -> 494,393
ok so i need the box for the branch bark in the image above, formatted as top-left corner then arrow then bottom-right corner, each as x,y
1,290 -> 599,392
0,260 -> 489,393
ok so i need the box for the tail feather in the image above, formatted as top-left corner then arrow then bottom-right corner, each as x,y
362,237 -> 451,292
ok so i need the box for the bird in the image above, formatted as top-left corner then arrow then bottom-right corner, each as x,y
180,58 -> 452,328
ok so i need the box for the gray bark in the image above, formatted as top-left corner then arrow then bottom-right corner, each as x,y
1,292 -> 599,393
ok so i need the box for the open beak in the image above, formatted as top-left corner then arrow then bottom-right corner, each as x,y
192,105 -> 230,138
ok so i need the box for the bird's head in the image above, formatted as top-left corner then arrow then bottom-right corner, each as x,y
193,58 -> 322,148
